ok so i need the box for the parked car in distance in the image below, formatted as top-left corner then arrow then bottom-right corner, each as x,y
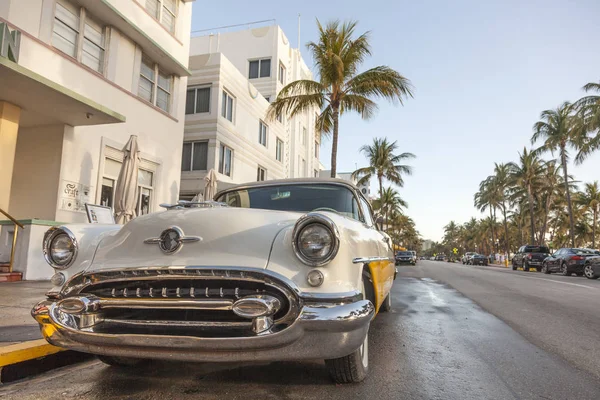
468,254 -> 488,266
32,178 -> 395,384
512,245 -> 550,272
541,248 -> 597,276
434,254 -> 446,262
462,252 -> 477,264
396,251 -> 415,265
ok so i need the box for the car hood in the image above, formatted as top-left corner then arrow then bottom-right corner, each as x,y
89,207 -> 302,271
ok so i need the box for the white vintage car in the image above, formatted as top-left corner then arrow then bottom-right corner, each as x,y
32,178 -> 396,383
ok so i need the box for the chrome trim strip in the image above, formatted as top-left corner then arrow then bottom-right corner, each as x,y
352,256 -> 394,264
102,319 -> 251,329
42,226 -> 79,270
292,213 -> 341,267
98,298 -> 234,310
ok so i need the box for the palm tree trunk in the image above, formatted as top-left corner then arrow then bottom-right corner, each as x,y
561,148 -> 575,247
593,208 -> 597,249
489,208 -> 496,252
540,193 -> 552,246
378,175 -> 384,230
330,107 -> 340,178
492,208 -> 498,253
502,203 -> 510,256
527,185 -> 536,244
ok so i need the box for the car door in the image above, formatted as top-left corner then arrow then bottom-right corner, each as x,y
516,247 -> 524,266
358,196 -> 394,311
547,249 -> 559,270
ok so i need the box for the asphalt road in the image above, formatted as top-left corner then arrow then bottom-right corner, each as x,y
1,261 -> 599,400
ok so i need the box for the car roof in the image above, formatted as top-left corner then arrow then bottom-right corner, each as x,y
216,178 -> 360,198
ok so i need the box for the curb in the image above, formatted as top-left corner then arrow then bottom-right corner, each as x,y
0,340 -> 90,384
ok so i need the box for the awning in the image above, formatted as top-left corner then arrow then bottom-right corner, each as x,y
0,57 -> 125,128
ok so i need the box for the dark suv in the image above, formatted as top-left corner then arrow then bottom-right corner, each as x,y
512,245 -> 550,272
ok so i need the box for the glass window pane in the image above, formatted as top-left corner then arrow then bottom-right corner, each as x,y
82,40 -> 104,72
141,58 -> 155,81
221,92 -> 227,118
248,60 -> 259,79
227,96 -> 233,121
55,2 -> 79,30
104,158 -> 122,177
196,87 -> 210,113
101,178 -> 114,207
192,142 -> 208,171
52,20 -> 78,57
185,89 -> 195,115
138,76 -> 154,102
163,0 -> 177,13
260,59 -> 271,78
145,0 -> 160,18
138,187 -> 151,215
158,72 -> 171,92
225,148 -> 232,176
138,169 -> 154,186
161,8 -> 175,32
157,88 -> 170,111
219,145 -> 224,174
181,142 -> 192,171
84,21 -> 104,47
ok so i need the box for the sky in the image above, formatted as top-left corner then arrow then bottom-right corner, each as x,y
190,0 -> 600,241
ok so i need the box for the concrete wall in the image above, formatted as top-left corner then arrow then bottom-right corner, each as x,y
9,125 -> 65,220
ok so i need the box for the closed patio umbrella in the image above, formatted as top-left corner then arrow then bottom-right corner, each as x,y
114,135 -> 140,224
203,169 -> 218,201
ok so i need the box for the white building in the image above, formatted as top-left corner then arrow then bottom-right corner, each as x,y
180,24 -> 321,197
0,0 -> 194,280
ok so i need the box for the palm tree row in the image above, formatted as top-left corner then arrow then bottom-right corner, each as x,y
352,137 -> 419,249
444,80 -> 600,254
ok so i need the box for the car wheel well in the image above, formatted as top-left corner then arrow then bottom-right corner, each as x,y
361,267 -> 376,306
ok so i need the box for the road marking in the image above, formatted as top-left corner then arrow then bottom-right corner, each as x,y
517,275 -> 598,289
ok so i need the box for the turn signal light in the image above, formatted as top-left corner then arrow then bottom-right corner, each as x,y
232,295 -> 281,319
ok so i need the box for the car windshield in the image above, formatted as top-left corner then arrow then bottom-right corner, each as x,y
398,252 -> 411,256
570,248 -> 596,255
525,246 -> 550,253
216,184 -> 361,220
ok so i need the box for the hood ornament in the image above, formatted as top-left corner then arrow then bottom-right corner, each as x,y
144,226 -> 201,254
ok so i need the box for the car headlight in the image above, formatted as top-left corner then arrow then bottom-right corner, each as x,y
43,227 -> 78,269
292,213 -> 340,267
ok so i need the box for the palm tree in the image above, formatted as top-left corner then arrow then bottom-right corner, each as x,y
508,148 -> 544,244
267,20 -> 413,177
575,182 -> 600,248
574,81 -> 600,154
536,161 -> 563,245
474,177 -> 501,252
377,186 -> 407,230
493,163 -> 512,255
532,102 -> 583,247
352,137 -> 415,202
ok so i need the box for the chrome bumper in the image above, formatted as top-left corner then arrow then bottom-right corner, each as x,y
32,298 -> 374,362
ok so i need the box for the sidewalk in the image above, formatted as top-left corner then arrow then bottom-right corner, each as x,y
0,281 -> 80,383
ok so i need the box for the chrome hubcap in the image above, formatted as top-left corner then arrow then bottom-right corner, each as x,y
585,265 -> 594,278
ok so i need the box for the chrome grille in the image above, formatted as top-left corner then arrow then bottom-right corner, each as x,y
61,267 -> 300,337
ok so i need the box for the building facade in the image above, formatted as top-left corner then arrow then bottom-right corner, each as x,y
0,0 -> 194,279
181,24 -> 321,197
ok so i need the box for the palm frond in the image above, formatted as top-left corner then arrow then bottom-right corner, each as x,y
345,66 -> 414,103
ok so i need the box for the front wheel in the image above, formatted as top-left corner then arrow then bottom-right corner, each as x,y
523,261 -> 529,272
561,263 -> 570,276
325,278 -> 370,383
512,261 -> 517,271
584,264 -> 599,280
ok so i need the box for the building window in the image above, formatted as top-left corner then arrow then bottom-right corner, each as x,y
279,62 -> 286,84
139,56 -> 173,112
248,58 -> 271,79
101,153 -> 156,216
137,169 -> 154,216
52,0 -> 106,73
186,86 -> 211,114
276,138 -> 283,162
219,144 -> 233,177
314,169 -> 319,178
221,90 -> 234,122
259,121 -> 268,147
257,166 -> 266,181
145,0 -> 177,33
315,140 -> 319,159
181,141 -> 208,171
301,127 -> 307,146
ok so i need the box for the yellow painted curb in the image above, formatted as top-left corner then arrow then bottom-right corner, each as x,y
0,339 -> 63,367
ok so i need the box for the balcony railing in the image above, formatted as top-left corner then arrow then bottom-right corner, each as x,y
0,208 -> 24,273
